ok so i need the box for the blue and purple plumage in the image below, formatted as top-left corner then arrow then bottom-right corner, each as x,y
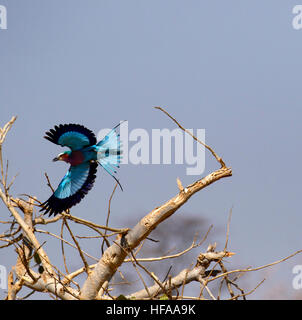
40,123 -> 123,216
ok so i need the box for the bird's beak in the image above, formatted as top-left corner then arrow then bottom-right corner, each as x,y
53,157 -> 59,162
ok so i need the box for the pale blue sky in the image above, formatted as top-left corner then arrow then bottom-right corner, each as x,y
1,1 -> 302,299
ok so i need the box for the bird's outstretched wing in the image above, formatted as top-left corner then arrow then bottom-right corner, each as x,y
40,162 -> 98,216
44,124 -> 97,150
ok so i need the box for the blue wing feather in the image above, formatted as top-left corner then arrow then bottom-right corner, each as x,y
40,162 -> 98,216
44,124 -> 97,150
54,164 -> 90,198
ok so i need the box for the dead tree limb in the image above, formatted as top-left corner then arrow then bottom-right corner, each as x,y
127,248 -> 234,299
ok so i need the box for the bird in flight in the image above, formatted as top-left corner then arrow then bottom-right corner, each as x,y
40,123 -> 123,216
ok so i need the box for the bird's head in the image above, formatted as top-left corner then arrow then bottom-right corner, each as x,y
53,151 -> 71,163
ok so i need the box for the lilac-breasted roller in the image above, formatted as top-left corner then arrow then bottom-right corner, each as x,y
40,123 -> 122,216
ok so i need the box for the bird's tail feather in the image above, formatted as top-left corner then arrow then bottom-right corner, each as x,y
96,121 -> 124,190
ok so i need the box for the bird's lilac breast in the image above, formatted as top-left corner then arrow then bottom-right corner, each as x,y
68,151 -> 85,166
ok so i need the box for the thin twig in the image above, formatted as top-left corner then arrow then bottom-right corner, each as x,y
154,107 -> 226,167
61,212 -> 129,234
62,218 -> 90,275
209,249 -> 302,283
60,219 -> 69,275
224,207 -> 233,251
101,182 -> 118,254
